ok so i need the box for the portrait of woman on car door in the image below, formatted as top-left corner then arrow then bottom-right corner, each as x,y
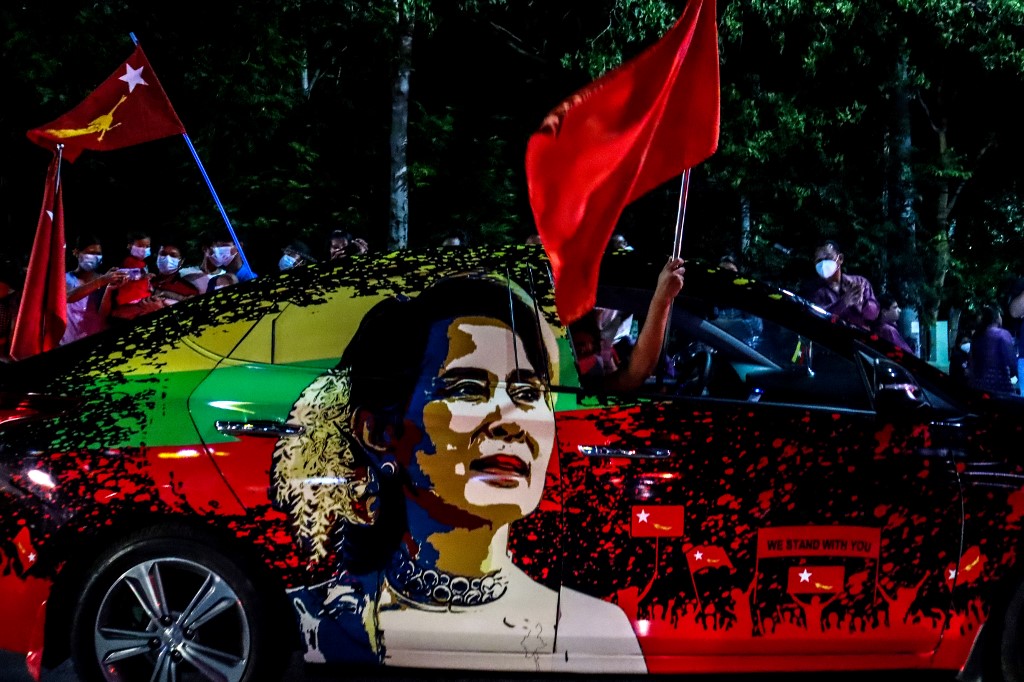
271,272 -> 644,670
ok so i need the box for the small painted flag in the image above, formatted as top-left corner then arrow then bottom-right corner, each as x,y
631,505 -> 684,538
686,544 -> 734,574
787,565 -> 845,594
945,545 -> 986,589
14,526 -> 37,572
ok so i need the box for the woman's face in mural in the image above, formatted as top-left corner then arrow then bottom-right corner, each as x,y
402,315 -> 555,525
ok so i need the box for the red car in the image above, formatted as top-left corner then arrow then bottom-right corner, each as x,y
0,245 -> 1021,681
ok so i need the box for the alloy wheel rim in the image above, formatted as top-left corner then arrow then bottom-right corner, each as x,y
93,556 -> 251,682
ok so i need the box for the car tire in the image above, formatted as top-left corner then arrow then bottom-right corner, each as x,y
70,530 -> 282,682
1001,579 -> 1024,682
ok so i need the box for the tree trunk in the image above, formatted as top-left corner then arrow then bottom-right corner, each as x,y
892,52 -> 928,357
739,194 -> 751,257
388,0 -> 414,250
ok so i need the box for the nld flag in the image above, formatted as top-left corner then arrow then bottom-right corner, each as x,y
27,45 -> 185,162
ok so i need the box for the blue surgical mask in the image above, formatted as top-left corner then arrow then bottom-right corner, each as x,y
278,254 -> 297,271
78,254 -> 101,272
156,255 -> 181,274
131,245 -> 151,260
209,246 -> 235,267
815,259 -> 838,279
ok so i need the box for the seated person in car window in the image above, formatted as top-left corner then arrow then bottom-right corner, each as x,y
570,257 -> 684,392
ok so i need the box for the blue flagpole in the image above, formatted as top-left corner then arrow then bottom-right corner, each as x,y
129,32 -> 253,275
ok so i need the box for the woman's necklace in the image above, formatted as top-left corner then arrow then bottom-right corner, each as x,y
385,556 -> 508,608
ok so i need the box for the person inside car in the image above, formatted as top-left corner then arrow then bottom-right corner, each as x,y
570,256 -> 685,392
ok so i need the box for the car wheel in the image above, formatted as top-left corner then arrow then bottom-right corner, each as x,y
1001,579 -> 1024,682
70,532 -> 278,682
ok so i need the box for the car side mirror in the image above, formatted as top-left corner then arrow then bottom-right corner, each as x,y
873,359 -> 929,414
875,381 -> 927,414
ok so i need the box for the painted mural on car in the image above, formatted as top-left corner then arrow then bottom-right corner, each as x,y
0,245 -> 1021,681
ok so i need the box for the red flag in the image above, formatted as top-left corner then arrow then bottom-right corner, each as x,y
686,544 -> 734,574
10,155 -> 67,360
630,505 -> 684,537
945,545 -> 986,589
525,0 -> 720,324
787,565 -> 845,594
27,45 -> 185,163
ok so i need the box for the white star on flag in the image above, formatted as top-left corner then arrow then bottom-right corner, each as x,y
119,63 -> 149,93
694,550 -> 703,561
799,568 -> 812,582
637,509 -> 650,523
948,568 -> 957,581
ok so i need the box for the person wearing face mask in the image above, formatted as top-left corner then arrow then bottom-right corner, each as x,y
61,234 -> 128,345
151,240 -> 199,303
809,239 -> 880,330
180,231 -> 258,293
279,240 -> 315,271
114,230 -> 155,309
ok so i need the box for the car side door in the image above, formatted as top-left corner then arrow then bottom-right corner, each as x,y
553,286 -> 962,672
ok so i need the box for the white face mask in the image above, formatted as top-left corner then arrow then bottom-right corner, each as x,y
131,245 -> 151,260
960,342 -> 971,353
278,254 -> 297,271
815,259 -> 838,279
209,246 -> 235,267
156,255 -> 181,274
78,254 -> 101,271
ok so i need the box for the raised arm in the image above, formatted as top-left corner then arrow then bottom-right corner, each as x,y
604,257 -> 685,392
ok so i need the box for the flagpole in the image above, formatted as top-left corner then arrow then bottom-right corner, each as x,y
128,32 -> 253,275
658,169 -> 692,379
672,169 -> 691,259
42,144 -> 65,350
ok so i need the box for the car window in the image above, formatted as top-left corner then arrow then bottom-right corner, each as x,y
583,284 -> 871,411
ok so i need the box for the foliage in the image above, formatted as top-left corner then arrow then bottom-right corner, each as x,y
1,0 -> 1024,330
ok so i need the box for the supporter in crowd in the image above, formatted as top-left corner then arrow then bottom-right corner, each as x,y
151,239 -> 199,303
969,304 -> 1017,396
873,293 -> 915,354
608,233 -> 634,252
525,233 -> 543,245
329,230 -> 369,260
114,230 -> 153,308
110,230 -> 170,322
62,234 -> 128,345
718,253 -> 739,272
1008,278 -> 1024,390
181,230 -> 257,293
279,240 -> 316,271
440,230 -> 468,247
809,239 -> 880,330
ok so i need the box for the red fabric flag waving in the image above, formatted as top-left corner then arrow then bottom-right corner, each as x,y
686,544 -> 734,574
27,45 -> 185,163
525,0 -> 720,324
630,505 -> 684,538
10,155 -> 67,360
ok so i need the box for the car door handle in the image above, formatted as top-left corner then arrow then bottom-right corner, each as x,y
215,420 -> 305,438
578,445 -> 672,459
